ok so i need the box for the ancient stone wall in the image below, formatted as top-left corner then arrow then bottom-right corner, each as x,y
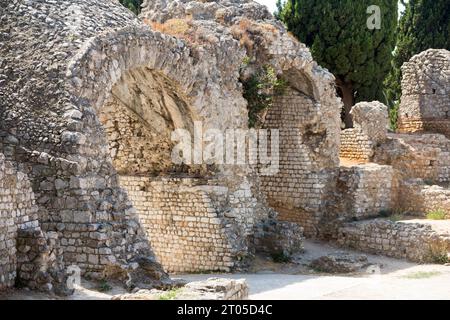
398,179 -> 450,217
397,49 -> 450,136
340,129 -> 372,162
340,102 -> 389,162
120,176 -> 253,273
260,88 -> 339,236
1,0 -> 339,281
374,133 -> 450,185
337,219 -> 450,263
142,0 -> 342,239
336,164 -> 393,220
0,0 -> 172,284
0,154 -> 64,292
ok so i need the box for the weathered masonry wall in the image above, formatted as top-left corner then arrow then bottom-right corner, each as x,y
260,87 -> 338,237
336,164 -> 393,220
339,102 -> 389,163
120,176 -> 256,273
398,119 -> 450,137
374,133 -> 450,185
98,67 -> 194,176
337,219 -> 450,263
0,154 -> 62,292
398,179 -> 450,217
398,49 -> 450,136
340,129 -> 372,162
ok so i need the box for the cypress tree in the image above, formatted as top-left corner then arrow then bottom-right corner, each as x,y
385,0 -> 450,127
278,0 -> 398,127
119,0 -> 143,15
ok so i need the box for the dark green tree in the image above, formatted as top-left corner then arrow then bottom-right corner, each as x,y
119,0 -> 143,15
278,0 -> 398,127
385,0 -> 450,127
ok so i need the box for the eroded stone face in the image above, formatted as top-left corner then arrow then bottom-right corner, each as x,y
339,101 -> 389,162
398,49 -> 450,136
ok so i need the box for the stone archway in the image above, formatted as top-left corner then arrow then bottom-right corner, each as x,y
258,68 -> 339,237
98,67 -> 194,176
68,27 -> 250,273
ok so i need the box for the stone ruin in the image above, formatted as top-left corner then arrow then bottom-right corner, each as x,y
0,0 -> 337,292
397,49 -> 450,136
0,0 -> 449,296
337,49 -> 450,262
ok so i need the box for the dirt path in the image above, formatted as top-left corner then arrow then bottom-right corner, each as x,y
1,240 -> 449,300
179,240 -> 450,300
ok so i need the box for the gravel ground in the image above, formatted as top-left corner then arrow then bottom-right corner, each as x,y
1,240 -> 449,300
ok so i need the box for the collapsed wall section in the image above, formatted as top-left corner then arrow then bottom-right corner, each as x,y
339,101 -> 389,163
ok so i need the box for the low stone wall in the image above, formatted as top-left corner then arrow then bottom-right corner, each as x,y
120,176 -> 253,273
339,128 -> 372,162
337,219 -> 450,262
336,164 -> 393,220
398,179 -> 450,216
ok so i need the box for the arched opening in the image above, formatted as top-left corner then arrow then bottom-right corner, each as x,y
258,69 -> 330,236
98,66 -> 194,176
96,65 -> 238,273
70,33 -> 247,273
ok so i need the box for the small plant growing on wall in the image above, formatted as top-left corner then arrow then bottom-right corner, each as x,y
119,0 -> 143,15
242,64 -> 287,128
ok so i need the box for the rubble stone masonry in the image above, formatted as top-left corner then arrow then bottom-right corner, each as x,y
398,49 -> 450,136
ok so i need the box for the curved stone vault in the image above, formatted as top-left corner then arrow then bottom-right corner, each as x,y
0,0 -> 342,290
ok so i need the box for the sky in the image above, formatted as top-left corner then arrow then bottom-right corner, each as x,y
254,0 -> 406,16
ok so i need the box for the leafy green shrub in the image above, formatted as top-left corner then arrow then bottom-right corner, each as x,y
242,65 -> 287,128
402,271 -> 442,279
426,209 -> 447,220
97,280 -> 112,292
271,251 -> 291,263
158,288 -> 182,300
389,101 -> 399,131
119,0 -> 143,15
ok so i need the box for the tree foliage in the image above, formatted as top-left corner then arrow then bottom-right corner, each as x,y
119,0 -> 143,15
278,0 -> 398,127
385,0 -> 450,109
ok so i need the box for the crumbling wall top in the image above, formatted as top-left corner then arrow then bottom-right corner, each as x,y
350,101 -> 389,145
399,49 -> 450,120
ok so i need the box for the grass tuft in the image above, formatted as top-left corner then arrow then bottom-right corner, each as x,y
402,271 -> 442,279
426,209 -> 447,220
